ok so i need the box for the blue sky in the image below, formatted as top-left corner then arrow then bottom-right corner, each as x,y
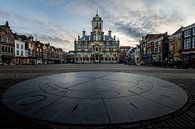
0,0 -> 195,50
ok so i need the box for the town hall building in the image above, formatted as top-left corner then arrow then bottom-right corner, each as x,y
74,13 -> 120,63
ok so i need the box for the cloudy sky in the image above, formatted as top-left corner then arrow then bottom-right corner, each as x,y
0,0 -> 195,51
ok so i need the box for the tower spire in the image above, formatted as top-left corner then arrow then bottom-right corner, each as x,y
96,10 -> 98,15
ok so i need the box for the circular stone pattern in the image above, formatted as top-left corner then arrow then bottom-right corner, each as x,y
3,72 -> 188,125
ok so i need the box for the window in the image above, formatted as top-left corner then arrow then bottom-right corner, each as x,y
11,48 -> 13,53
21,51 -> 23,56
99,35 -> 101,40
17,50 -> 19,56
155,42 -> 158,46
5,47 -> 7,52
193,28 -> 195,35
158,41 -> 161,46
95,47 -> 98,52
8,47 -> 10,53
21,45 -> 23,49
158,46 -> 161,53
192,37 -> 195,48
96,34 -> 98,41
184,38 -> 191,49
155,47 -> 157,53
2,46 -> 4,52
184,29 -> 191,38
17,44 -> 19,49
95,55 -> 98,60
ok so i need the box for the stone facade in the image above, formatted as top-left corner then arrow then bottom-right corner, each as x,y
74,13 -> 120,63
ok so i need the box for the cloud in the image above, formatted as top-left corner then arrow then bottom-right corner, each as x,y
114,21 -> 147,39
112,9 -> 184,40
49,0 -> 195,45
33,33 -> 71,44
0,6 -> 77,50
46,0 -> 187,44
0,8 -> 11,18
1,0 -> 195,48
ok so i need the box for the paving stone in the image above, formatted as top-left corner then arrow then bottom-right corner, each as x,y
3,72 -> 188,125
0,64 -> 195,128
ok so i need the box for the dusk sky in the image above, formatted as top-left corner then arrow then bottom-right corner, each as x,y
0,0 -> 195,51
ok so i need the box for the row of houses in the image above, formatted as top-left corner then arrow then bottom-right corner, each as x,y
126,23 -> 195,68
0,21 -> 67,65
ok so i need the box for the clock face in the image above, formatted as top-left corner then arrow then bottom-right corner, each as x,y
3,72 -> 188,125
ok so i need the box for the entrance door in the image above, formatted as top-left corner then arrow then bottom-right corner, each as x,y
95,54 -> 99,63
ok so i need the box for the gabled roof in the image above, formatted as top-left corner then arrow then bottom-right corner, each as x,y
145,34 -> 162,40
0,25 -> 11,32
183,22 -> 195,30
143,32 -> 167,41
172,27 -> 183,36
15,34 -> 28,41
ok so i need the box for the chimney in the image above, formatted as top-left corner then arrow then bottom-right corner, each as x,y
108,29 -> 111,36
5,21 -> 9,27
82,29 -> 86,37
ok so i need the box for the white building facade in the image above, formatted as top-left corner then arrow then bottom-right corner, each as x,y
15,40 -> 26,57
74,13 -> 120,63
14,36 -> 28,64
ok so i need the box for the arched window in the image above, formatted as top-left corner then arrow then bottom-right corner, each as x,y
96,47 -> 99,52
96,34 -> 98,41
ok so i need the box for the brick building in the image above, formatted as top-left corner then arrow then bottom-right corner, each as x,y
140,32 -> 169,65
0,21 -> 15,64
119,46 -> 130,63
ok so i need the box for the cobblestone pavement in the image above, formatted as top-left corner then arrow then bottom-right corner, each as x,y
0,64 -> 195,129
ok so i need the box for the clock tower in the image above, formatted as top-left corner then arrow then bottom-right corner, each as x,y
91,12 -> 104,41
74,12 -> 120,63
